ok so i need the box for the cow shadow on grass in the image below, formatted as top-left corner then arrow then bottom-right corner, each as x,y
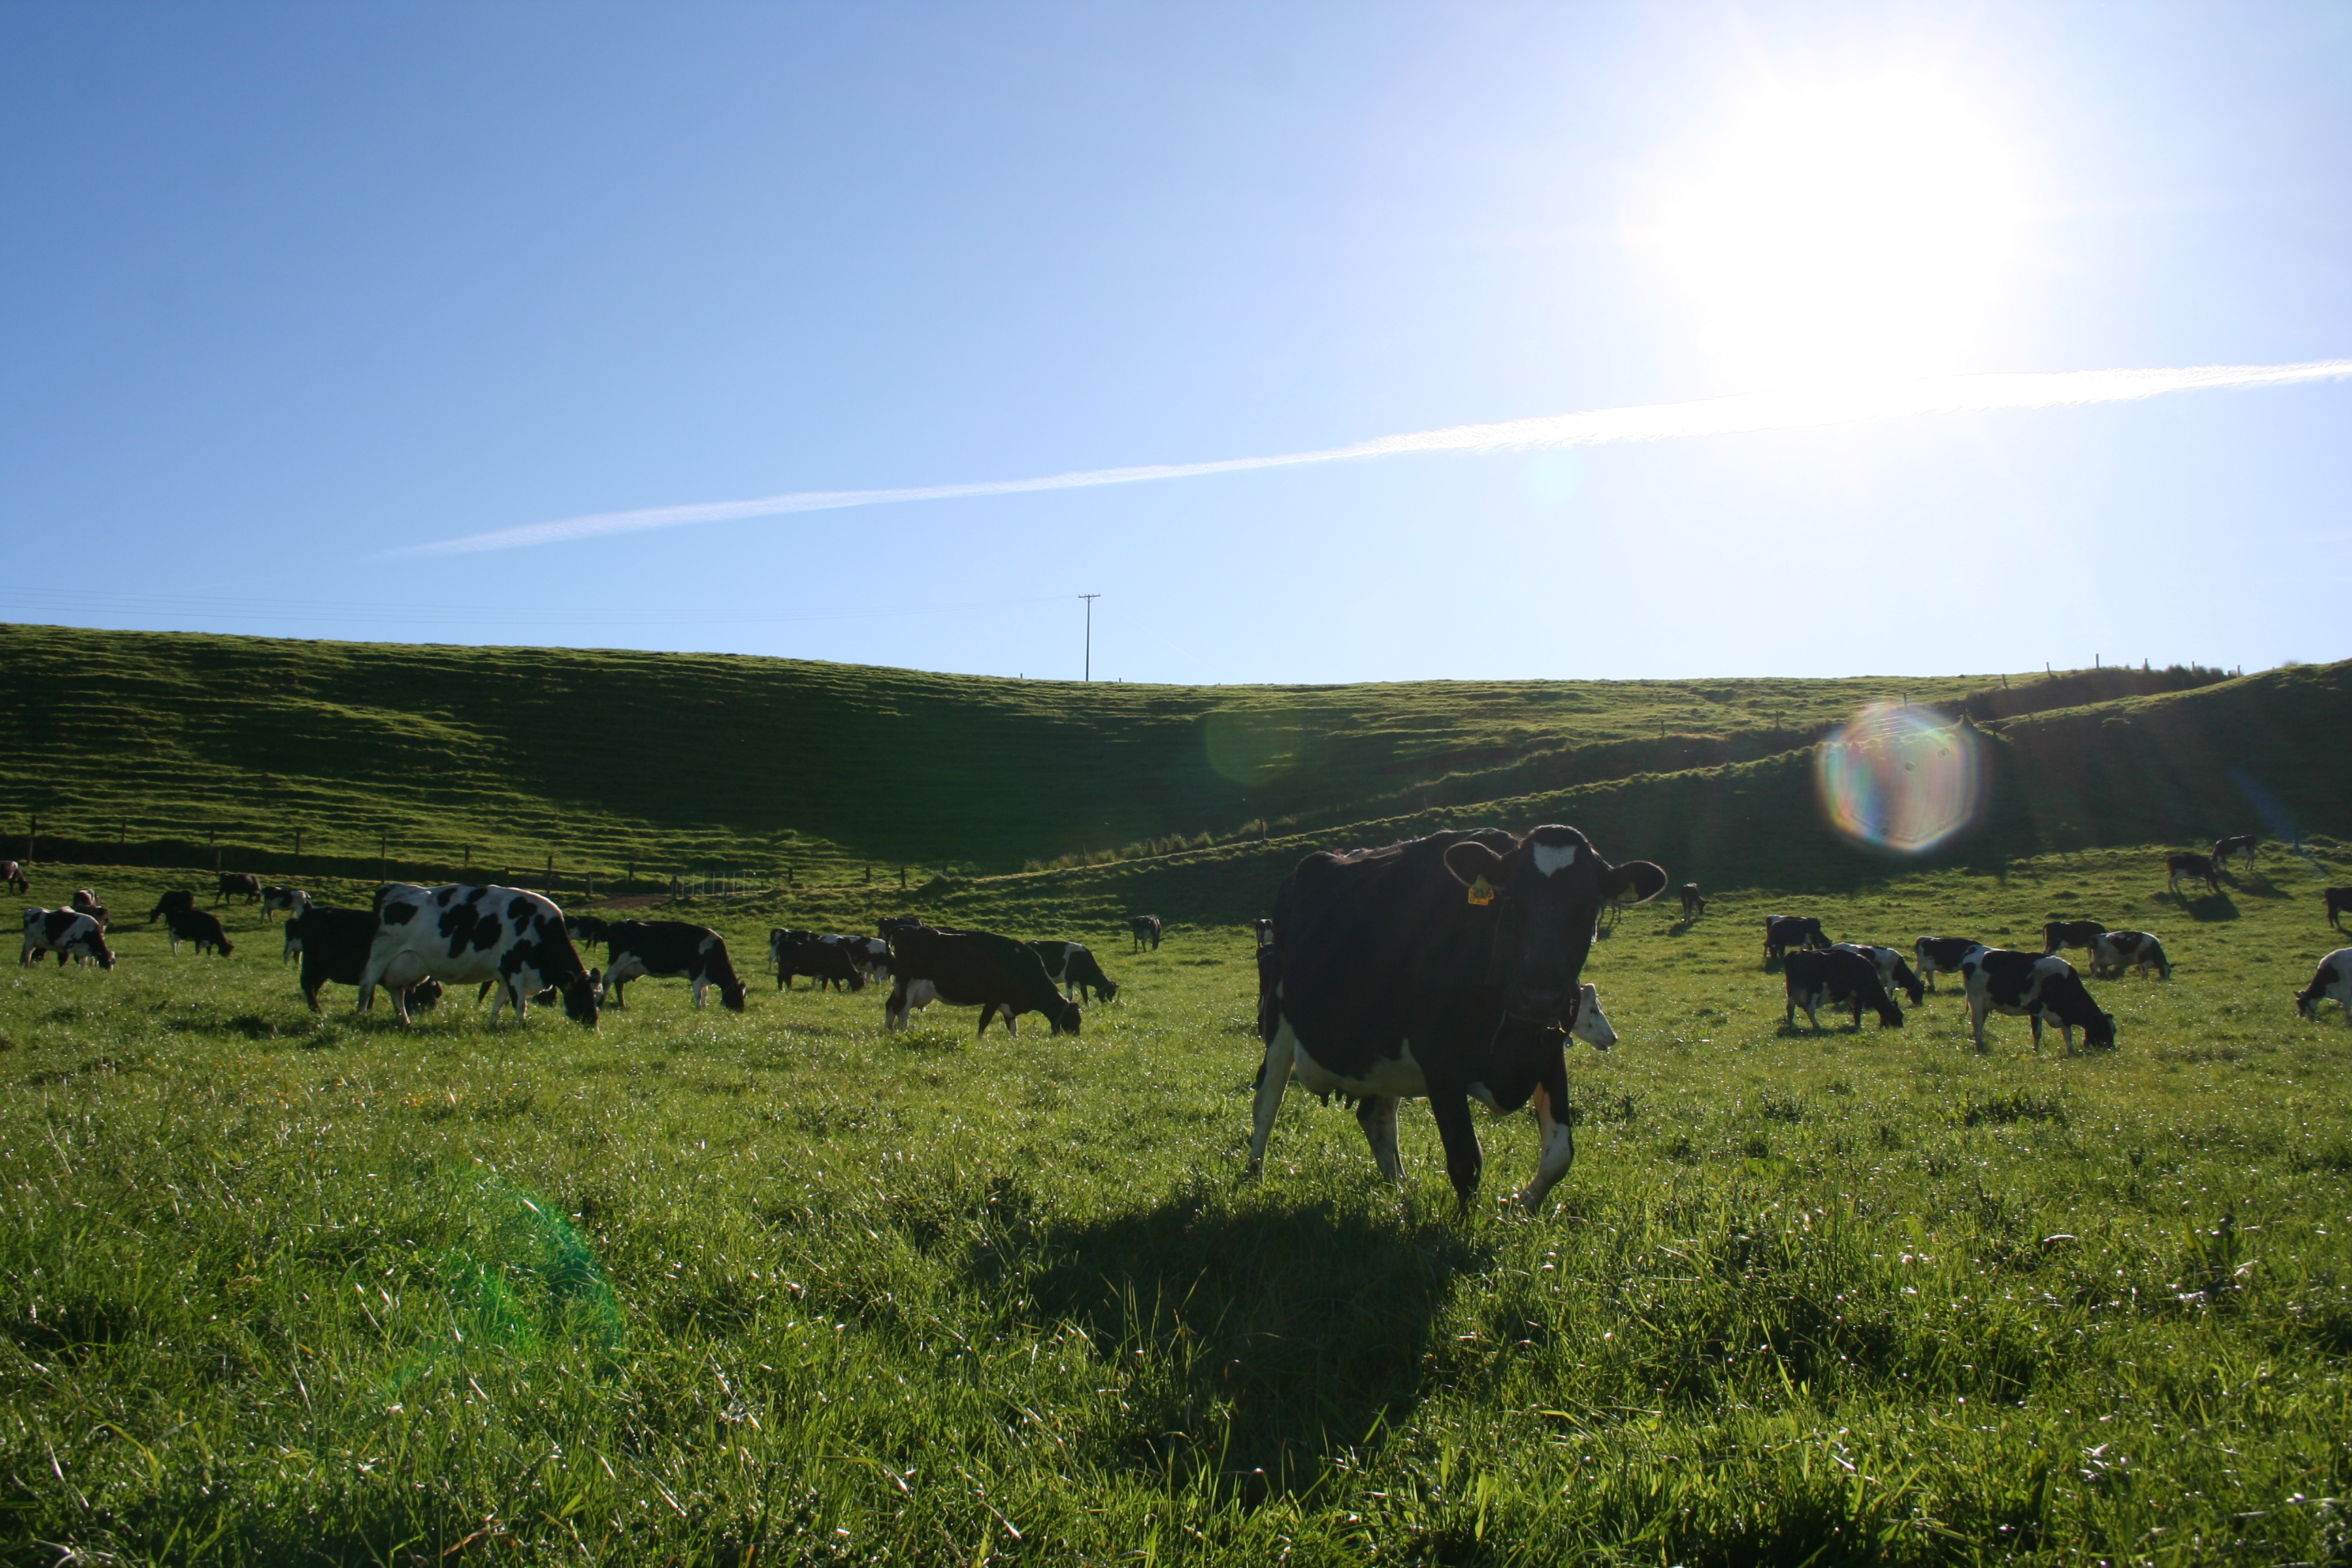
978,1186 -> 1487,1499
2168,890 -> 2240,922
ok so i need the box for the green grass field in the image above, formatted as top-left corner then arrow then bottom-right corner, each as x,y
7,843 -> 2351,1565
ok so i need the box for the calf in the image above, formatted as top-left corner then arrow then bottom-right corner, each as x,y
20,908 -> 113,969
1831,942 -> 1925,1005
1913,936 -> 1980,995
148,889 -> 196,925
886,923 -> 1079,1036
69,889 -> 109,931
216,872 -> 261,906
1030,940 -> 1119,1002
1785,948 -> 1904,1029
2166,853 -> 2219,897
2296,948 -> 2352,1024
361,883 -> 601,1026
2213,834 -> 2257,872
0,860 -> 26,894
603,920 -> 747,1011
1959,947 -> 2116,1051
1762,914 -> 1830,964
2325,887 -> 2351,932
1130,915 -> 1162,951
770,930 -> 864,991
164,906 -> 234,957
2089,929 -> 2170,979
2042,919 -> 2105,957
1678,883 -> 1706,919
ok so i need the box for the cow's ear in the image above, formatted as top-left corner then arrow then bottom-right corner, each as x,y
1603,860 -> 1669,905
1443,840 -> 1507,887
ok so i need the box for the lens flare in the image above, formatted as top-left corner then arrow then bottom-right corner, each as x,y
1816,703 -> 1982,853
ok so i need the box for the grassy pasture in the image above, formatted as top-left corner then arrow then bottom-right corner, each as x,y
5,847 -> 2352,1565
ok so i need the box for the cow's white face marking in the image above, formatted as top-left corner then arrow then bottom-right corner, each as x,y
1571,982 -> 1617,1048
1531,843 -> 1578,877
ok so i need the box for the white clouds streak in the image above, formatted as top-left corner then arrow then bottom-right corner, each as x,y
399,358 -> 2352,557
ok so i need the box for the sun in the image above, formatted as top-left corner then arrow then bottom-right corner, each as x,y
1630,72 -> 2033,383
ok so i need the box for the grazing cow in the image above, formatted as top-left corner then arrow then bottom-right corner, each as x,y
1762,914 -> 1831,964
2042,919 -> 2105,957
258,885 -> 301,921
1959,947 -> 2116,1051
163,906 -> 234,957
2089,929 -> 2170,980
1913,936 -> 1980,995
564,913 -> 610,948
2296,948 -> 2352,1024
1831,943 -> 1926,1005
148,889 -> 196,925
2325,887 -> 2351,932
2166,853 -> 2219,897
1252,823 -> 1667,1212
770,930 -> 864,992
0,860 -> 26,894
885,923 -> 1079,1036
1785,948 -> 1904,1030
288,904 -> 432,1015
1030,939 -> 1119,1002
2213,834 -> 2258,872
216,873 -> 261,906
1678,882 -> 1706,919
360,883 -> 601,1026
69,890 -> 109,931
603,920 -> 747,1011
1130,915 -> 1162,951
20,908 -> 113,969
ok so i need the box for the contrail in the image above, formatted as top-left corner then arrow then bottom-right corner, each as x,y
398,358 -> 2352,557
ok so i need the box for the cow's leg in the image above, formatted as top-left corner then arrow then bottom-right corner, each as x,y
691,978 -> 706,1009
1427,1092 -> 1484,1207
976,1002 -> 998,1037
2028,1015 -> 2043,1050
1969,998 -> 1991,1050
485,983 -> 509,1026
1518,1059 -> 1576,1213
1783,991 -> 1796,1028
1356,1095 -> 1404,1183
884,979 -> 908,1030
1246,1016 -> 1296,1176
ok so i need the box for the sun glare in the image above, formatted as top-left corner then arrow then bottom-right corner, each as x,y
1632,73 -> 2031,382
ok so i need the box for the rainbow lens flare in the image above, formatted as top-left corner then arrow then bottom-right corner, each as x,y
1816,702 -> 1982,853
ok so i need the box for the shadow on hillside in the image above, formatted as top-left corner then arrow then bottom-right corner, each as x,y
2223,872 -> 2292,900
2170,892 -> 2240,922
984,1190 -> 1487,1497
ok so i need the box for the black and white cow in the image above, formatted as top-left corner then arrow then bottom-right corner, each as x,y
216,873 -> 261,906
2166,853 -> 2219,897
0,860 -> 26,894
1830,943 -> 1926,1005
603,920 -> 746,1011
1762,914 -> 1831,964
1785,947 -> 1904,1029
148,889 -> 195,925
163,905 -> 234,957
1959,947 -> 2116,1051
2089,929 -> 2170,980
1252,823 -> 1665,1212
20,908 -> 113,969
1913,936 -> 1980,995
2297,948 -> 2351,1024
69,889 -> 109,931
2213,834 -> 2258,872
1030,940 -> 1119,1002
361,884 -> 601,1026
770,930 -> 864,992
564,913 -> 611,949
2325,887 -> 2351,933
1254,917 -> 1275,947
1130,915 -> 1162,951
885,923 -> 1079,1036
2042,919 -> 2106,957
1678,882 -> 1706,919
258,885 -> 301,921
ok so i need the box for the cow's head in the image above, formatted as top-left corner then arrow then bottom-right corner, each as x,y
86,935 -> 116,971
1442,825 -> 1666,1029
719,977 -> 748,1012
2079,1004 -> 2117,1049
563,968 -> 603,1026
1048,996 -> 1081,1034
1094,978 -> 1120,1003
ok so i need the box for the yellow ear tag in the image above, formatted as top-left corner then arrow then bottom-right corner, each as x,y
1467,876 -> 1496,906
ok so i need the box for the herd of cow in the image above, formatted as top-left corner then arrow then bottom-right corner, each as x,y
7,825 -> 2352,1213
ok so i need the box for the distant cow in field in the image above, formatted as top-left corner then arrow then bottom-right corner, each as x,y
886,923 -> 1079,1036
2325,888 -> 2351,932
604,920 -> 746,1011
564,913 -> 610,948
1913,936 -> 1980,994
2166,853 -> 2219,897
20,908 -> 112,969
262,885 -> 310,922
2089,929 -> 2170,980
770,930 -> 864,992
1254,917 -> 1275,947
1762,915 -> 1830,965
163,905 -> 234,957
362,883 -> 601,1026
1959,947 -> 2115,1051
69,889 -> 108,930
2298,948 -> 2352,1024
1831,943 -> 1925,1005
2042,919 -> 2105,957
1130,915 -> 1162,951
216,873 -> 261,905
1678,883 -> 1706,919
2213,834 -> 2258,872
0,861 -> 26,894
1030,940 -> 1119,1002
1785,948 -> 1904,1030
148,889 -> 196,925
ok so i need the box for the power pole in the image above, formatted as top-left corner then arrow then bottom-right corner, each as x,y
1079,593 -> 1101,681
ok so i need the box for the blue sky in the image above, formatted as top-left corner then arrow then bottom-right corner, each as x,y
5,2 -> 2347,683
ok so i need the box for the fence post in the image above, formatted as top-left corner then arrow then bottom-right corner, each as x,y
294,827 -> 302,876
212,828 -> 220,876
378,830 -> 387,884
